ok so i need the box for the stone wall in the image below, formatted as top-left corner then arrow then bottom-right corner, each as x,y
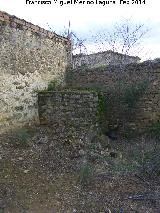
66,59 -> 160,133
38,90 -> 99,142
73,51 -> 140,69
0,11 -> 71,132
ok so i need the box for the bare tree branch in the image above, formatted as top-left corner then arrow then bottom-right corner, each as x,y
93,18 -> 150,58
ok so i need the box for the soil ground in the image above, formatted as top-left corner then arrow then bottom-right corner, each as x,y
0,126 -> 160,213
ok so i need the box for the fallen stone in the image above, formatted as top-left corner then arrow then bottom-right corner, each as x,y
23,169 -> 30,174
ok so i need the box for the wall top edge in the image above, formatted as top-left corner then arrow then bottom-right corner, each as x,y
0,10 -> 70,44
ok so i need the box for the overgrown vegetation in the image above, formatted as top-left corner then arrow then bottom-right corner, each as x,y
43,77 -> 149,138
77,162 -> 93,185
147,121 -> 160,138
12,127 -> 33,148
97,92 -> 106,120
74,134 -> 160,188
65,67 -> 74,86
104,79 -> 149,135
106,79 -> 149,111
47,79 -> 60,91
121,80 -> 149,108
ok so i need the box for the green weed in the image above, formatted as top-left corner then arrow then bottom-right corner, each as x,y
14,127 -> 33,148
77,162 -> 93,185
121,80 -> 149,108
147,121 -> 160,138
47,80 -> 59,91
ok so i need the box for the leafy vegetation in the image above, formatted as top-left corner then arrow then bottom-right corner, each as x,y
121,80 -> 149,108
47,79 -> 60,91
104,79 -> 149,135
77,162 -> 93,185
97,92 -> 106,119
147,121 -> 160,138
13,127 -> 33,148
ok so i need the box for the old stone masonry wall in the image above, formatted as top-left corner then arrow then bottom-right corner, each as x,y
73,51 -> 140,69
66,59 -> 160,132
0,11 -> 71,132
38,90 -> 99,142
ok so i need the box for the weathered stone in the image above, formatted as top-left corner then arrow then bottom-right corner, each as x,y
0,10 -> 71,132
38,90 -> 99,143
15,106 -> 24,111
73,51 -> 140,69
66,59 -> 160,132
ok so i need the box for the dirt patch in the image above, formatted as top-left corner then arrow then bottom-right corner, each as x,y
0,126 -> 160,213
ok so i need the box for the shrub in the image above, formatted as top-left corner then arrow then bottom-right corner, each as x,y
147,121 -> 160,138
77,162 -> 93,185
14,128 -> 33,148
47,80 -> 58,91
121,80 -> 149,108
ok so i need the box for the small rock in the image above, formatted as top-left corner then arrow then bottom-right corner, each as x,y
79,149 -> 85,156
119,153 -> 123,159
100,151 -> 105,155
18,157 -> 23,161
23,169 -> 30,174
105,208 -> 112,213
105,147 -> 109,152
37,136 -> 48,145
104,161 -> 109,166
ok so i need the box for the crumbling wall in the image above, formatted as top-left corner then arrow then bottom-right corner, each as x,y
73,51 -> 140,69
0,11 -> 71,132
66,60 -> 160,133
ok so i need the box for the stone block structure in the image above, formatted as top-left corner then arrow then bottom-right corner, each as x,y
73,51 -> 140,69
1,10 -> 160,136
0,10 -> 71,132
66,59 -> 160,133
38,90 -> 99,142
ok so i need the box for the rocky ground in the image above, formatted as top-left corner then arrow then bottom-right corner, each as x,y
0,126 -> 160,213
